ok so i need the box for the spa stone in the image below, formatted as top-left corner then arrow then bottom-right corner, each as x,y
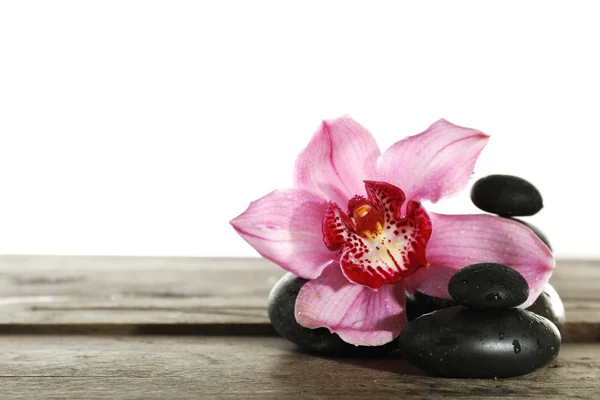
448,263 -> 529,309
397,306 -> 561,378
527,283 -> 566,332
471,175 -> 543,216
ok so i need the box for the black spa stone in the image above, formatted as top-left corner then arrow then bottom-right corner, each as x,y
397,306 -> 561,378
268,272 -> 397,356
448,263 -> 529,309
471,174 -> 543,217
513,218 -> 553,251
406,291 -> 456,321
527,284 -> 566,333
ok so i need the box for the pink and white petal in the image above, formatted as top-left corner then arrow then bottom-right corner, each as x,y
406,213 -> 555,308
377,119 -> 489,203
295,264 -> 408,346
294,116 -> 381,207
230,189 -> 335,279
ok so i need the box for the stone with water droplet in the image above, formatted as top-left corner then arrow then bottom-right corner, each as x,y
512,339 -> 522,354
526,283 -> 565,333
397,306 -> 561,378
448,263 -> 529,309
470,174 -> 543,216
268,272 -> 398,356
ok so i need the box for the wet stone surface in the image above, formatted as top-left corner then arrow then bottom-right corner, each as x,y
527,283 -> 566,332
471,174 -> 543,217
397,306 -> 561,378
448,263 -> 529,309
268,272 -> 398,356
406,291 -> 456,321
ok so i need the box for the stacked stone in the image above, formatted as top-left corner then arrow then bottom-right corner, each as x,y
406,283 -> 565,336
406,174 -> 564,333
400,175 -> 564,378
398,263 -> 561,378
470,174 -> 564,331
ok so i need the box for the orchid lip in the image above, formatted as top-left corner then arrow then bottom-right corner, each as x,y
322,181 -> 433,290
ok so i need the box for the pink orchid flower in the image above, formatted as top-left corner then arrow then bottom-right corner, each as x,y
231,117 -> 555,347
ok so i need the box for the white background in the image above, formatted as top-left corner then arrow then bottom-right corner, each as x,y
0,1 -> 598,258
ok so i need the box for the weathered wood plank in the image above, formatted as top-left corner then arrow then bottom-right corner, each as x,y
0,336 -> 599,399
0,256 -> 280,326
0,255 -> 597,341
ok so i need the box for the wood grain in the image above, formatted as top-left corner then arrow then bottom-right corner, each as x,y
0,255 -> 597,341
1,336 -> 599,399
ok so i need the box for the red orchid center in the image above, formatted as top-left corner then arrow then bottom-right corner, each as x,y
323,181 -> 433,290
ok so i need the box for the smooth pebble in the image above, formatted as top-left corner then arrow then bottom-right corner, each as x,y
471,174 -> 543,216
448,263 -> 529,309
527,283 -> 565,332
397,306 -> 561,378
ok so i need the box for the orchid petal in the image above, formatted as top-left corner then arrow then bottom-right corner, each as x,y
405,213 -> 555,308
230,189 -> 334,279
294,116 -> 381,207
295,263 -> 407,346
377,119 -> 489,203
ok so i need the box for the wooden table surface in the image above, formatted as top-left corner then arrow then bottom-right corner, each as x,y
0,256 -> 598,399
